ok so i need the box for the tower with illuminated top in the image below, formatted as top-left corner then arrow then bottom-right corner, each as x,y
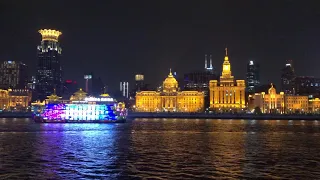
209,48 -> 246,111
36,29 -> 63,100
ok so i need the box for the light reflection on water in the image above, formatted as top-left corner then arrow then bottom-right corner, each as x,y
0,118 -> 320,179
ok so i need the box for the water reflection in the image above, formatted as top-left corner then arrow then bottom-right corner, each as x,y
1,118 -> 320,179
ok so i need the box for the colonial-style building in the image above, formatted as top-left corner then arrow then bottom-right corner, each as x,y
0,89 -> 32,111
309,98 -> 320,113
209,48 -> 246,110
249,83 -> 311,114
285,95 -> 308,113
249,84 -> 285,113
135,70 -> 205,112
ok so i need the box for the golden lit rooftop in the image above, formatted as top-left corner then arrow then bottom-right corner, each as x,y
38,29 -> 62,42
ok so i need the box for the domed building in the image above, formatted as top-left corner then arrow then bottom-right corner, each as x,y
249,83 -> 285,113
135,69 -> 205,112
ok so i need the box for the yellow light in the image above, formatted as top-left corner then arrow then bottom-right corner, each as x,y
38,29 -> 62,42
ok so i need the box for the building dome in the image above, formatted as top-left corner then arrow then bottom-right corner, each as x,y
268,83 -> 276,94
163,69 -> 178,92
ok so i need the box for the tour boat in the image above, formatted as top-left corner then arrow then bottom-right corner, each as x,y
33,93 -> 127,123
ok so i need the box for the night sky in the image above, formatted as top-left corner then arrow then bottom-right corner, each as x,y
1,1 -> 320,92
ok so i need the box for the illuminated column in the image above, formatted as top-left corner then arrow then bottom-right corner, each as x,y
120,82 -> 122,91
126,82 -> 129,98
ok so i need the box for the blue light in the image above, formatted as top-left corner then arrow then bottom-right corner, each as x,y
41,104 -> 118,121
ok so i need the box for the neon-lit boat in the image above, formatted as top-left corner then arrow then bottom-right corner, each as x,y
33,89 -> 127,123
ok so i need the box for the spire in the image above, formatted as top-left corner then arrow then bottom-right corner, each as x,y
53,88 -> 56,95
209,54 -> 213,69
169,68 -> 172,76
205,54 -> 207,69
224,47 -> 229,61
270,83 -> 273,88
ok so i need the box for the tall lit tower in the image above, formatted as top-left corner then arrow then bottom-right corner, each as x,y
36,29 -> 63,100
246,60 -> 260,94
84,75 -> 92,93
204,54 -> 213,71
281,60 -> 296,94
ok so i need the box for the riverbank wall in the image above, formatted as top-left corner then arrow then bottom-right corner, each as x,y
128,112 -> 320,120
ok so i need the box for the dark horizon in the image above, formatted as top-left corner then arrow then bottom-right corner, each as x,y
1,0 -> 320,92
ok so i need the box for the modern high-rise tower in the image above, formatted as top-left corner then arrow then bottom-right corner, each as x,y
281,60 -> 296,94
246,60 -> 260,94
0,61 -> 28,89
36,29 -> 63,100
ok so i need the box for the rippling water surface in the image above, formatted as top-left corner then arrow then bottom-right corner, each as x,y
1,118 -> 320,179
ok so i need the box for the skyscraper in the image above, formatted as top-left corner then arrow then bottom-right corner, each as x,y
281,60 -> 295,94
135,74 -> 145,92
36,29 -> 63,100
0,61 -> 28,89
246,60 -> 260,94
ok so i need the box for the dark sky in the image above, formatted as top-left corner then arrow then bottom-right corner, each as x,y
1,0 -> 320,92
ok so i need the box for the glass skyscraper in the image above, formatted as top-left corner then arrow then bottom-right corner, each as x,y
36,29 -> 63,100
281,60 -> 295,94
246,60 -> 260,94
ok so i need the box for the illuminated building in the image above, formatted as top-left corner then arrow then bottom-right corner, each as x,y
246,60 -> 260,94
249,84 -> 285,113
0,89 -> 9,109
281,60 -> 296,94
184,55 -> 218,109
135,69 -> 204,112
285,95 -> 308,113
0,89 -> 32,111
36,29 -> 63,100
209,48 -> 246,110
8,89 -> 32,110
70,88 -> 87,101
0,61 -> 28,89
309,98 -> 320,113
135,74 -> 145,92
294,76 -> 320,97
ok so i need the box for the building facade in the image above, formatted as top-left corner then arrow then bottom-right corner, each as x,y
135,70 -> 204,112
294,76 -> 320,97
36,29 -> 63,100
209,48 -> 246,110
0,61 -> 28,89
249,84 -> 285,113
281,60 -> 296,94
246,60 -> 260,94
0,89 -> 32,111
309,98 -> 320,113
285,95 -> 308,113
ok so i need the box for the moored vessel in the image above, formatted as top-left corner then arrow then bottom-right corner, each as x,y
32,89 -> 127,123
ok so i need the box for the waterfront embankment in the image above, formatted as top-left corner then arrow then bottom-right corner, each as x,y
0,112 -> 33,118
128,112 -> 320,120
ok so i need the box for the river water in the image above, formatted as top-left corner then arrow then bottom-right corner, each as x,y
1,118 -> 320,179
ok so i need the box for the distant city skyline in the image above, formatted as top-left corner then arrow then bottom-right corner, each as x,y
1,1 -> 320,92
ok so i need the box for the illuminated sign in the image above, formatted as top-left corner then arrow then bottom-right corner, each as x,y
84,97 -> 114,102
